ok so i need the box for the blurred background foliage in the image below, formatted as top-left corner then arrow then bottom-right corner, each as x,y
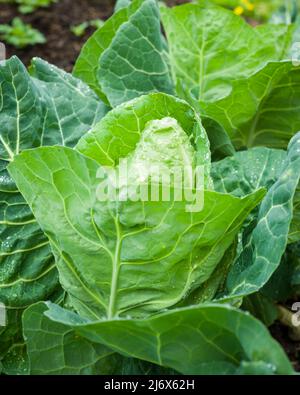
1,0 -> 300,50
212,0 -> 299,23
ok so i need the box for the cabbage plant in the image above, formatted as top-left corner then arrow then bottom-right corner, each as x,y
1,0 -> 300,375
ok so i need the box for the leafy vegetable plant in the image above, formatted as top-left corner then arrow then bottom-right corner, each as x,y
0,0 -> 57,13
17,0 -> 57,14
0,18 -> 46,48
71,20 -> 104,38
1,0 -> 300,375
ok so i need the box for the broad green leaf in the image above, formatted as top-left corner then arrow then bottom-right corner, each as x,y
161,2 -> 292,103
0,56 -> 107,359
226,133 -> 300,297
23,302 -> 176,375
0,57 -> 107,308
200,61 -> 300,149
114,0 -> 132,13
0,309 -> 25,369
40,302 -> 294,375
202,117 -> 235,161
212,146 -> 300,244
1,342 -> 28,375
212,147 -> 286,197
29,58 -> 108,146
8,93 -> 264,320
177,240 -> 237,306
74,0 -> 173,106
161,3 -> 300,150
0,57 -> 107,162
22,302 -> 120,375
8,146 -> 263,321
73,0 -> 143,103
211,144 -> 300,309
0,159 -> 57,309
0,288 -> 63,374
99,0 -> 173,106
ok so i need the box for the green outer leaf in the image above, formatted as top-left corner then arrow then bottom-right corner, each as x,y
200,61 -> 300,150
0,287 -> 62,374
29,58 -> 109,146
0,56 -> 107,309
42,302 -> 294,375
212,145 -> 300,303
8,144 -> 264,320
0,57 -> 107,161
177,240 -> 237,305
1,342 -> 28,375
161,2 -> 292,102
99,0 -> 174,106
114,0 -> 131,12
226,132 -> 300,297
0,56 -> 107,361
212,147 -> 300,244
73,0 -> 143,103
212,147 -> 286,197
23,302 -> 176,375
74,0 -> 173,106
22,302 -> 119,375
0,309 -> 26,371
0,159 -> 57,309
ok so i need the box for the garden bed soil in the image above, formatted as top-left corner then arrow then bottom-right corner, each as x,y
270,322 -> 300,372
0,0 -> 188,72
0,0 -> 299,373
0,0 -> 115,71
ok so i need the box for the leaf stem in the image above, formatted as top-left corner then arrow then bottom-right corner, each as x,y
277,304 -> 300,341
0,135 -> 15,161
108,215 -> 122,319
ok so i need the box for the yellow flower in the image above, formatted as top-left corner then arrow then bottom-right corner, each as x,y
234,6 -> 244,15
241,0 -> 255,11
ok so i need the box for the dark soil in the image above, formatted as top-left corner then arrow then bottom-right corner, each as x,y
270,322 -> 300,372
0,0 -> 115,71
0,0 -> 299,373
0,0 -> 189,72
